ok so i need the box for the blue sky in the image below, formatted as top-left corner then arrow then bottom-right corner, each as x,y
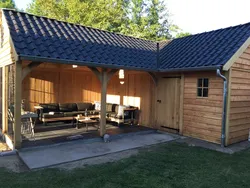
14,0 -> 250,34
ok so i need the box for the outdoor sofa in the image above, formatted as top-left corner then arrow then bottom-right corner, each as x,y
36,102 -> 138,125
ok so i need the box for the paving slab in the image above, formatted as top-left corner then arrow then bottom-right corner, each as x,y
19,132 -> 178,169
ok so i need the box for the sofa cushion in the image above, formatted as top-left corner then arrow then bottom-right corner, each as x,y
59,103 -> 77,112
76,102 -> 93,111
115,105 -> 119,114
117,105 -> 126,117
39,103 -> 59,113
108,112 -> 117,118
63,111 -> 80,117
106,103 -> 113,112
76,110 -> 97,116
112,104 -> 118,113
42,112 -> 64,118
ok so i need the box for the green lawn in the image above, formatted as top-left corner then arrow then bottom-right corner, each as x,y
0,143 -> 250,188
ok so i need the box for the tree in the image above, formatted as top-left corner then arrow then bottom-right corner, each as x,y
0,0 -> 16,9
146,0 -> 171,40
121,0 -> 147,39
119,0 -> 170,40
176,32 -> 191,38
170,24 -> 191,38
27,0 -> 172,41
27,0 -> 125,32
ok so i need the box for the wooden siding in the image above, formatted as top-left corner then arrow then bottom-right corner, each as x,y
22,63 -> 155,126
0,11 -> 16,67
183,72 -> 224,144
228,46 -> 250,144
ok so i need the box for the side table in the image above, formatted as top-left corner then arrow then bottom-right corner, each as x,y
21,112 -> 38,140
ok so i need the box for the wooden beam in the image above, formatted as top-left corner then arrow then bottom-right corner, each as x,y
148,72 -> 158,86
107,69 -> 118,82
88,67 -> 101,81
22,61 -> 42,81
14,60 -> 22,149
223,37 -> 250,71
88,67 -> 117,137
179,74 -> 184,135
100,68 -> 108,136
2,66 -> 8,133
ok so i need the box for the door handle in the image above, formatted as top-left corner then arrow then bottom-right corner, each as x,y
157,100 -> 161,103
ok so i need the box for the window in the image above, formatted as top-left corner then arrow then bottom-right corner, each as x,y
197,78 -> 209,97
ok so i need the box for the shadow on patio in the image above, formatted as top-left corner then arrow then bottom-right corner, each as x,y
21,122 -> 155,149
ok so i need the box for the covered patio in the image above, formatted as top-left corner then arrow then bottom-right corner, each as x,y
0,9 -> 158,149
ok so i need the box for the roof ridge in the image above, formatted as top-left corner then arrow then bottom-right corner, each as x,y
1,8 -> 157,44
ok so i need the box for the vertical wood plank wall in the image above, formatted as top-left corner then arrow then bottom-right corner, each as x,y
0,12 -> 15,67
183,72 -> 224,144
22,64 -> 155,126
228,46 -> 250,144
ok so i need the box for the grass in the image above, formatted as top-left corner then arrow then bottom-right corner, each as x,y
0,142 -> 250,188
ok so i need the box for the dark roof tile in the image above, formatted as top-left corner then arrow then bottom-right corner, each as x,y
159,24 -> 250,70
3,9 -> 250,71
3,9 -> 157,70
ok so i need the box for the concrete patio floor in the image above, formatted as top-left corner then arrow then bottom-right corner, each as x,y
18,131 -> 179,170
0,134 -> 249,172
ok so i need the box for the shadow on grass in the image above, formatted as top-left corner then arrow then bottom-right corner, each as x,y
0,142 -> 250,188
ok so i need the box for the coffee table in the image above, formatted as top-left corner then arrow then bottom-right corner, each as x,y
42,116 -> 74,124
74,117 -> 99,131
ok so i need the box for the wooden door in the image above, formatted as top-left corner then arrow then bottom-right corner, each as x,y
156,77 -> 181,130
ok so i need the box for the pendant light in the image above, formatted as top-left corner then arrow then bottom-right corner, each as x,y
119,69 -> 125,84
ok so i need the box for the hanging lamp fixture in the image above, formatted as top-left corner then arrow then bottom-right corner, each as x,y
119,69 -> 125,84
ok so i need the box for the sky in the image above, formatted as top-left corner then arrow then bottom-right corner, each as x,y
14,0 -> 250,35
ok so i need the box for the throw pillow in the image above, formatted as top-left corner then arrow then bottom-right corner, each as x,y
117,105 -> 127,117
95,101 -> 101,111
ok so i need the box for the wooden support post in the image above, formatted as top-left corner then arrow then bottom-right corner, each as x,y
100,69 -> 108,136
2,66 -> 8,133
14,61 -> 22,149
107,69 -> 118,82
87,67 -> 101,81
22,61 -> 42,81
179,74 -> 184,135
88,67 -> 118,137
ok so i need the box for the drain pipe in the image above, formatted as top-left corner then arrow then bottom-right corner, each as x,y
216,68 -> 228,147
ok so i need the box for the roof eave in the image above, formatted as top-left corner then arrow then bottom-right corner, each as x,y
19,55 -> 223,73
223,37 -> 250,71
19,55 -> 157,72
158,65 -> 222,73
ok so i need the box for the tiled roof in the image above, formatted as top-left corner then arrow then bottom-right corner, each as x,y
3,9 -> 250,72
3,9 -> 157,71
159,24 -> 250,71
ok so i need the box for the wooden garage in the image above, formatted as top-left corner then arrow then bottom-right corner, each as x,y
1,9 -> 250,149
